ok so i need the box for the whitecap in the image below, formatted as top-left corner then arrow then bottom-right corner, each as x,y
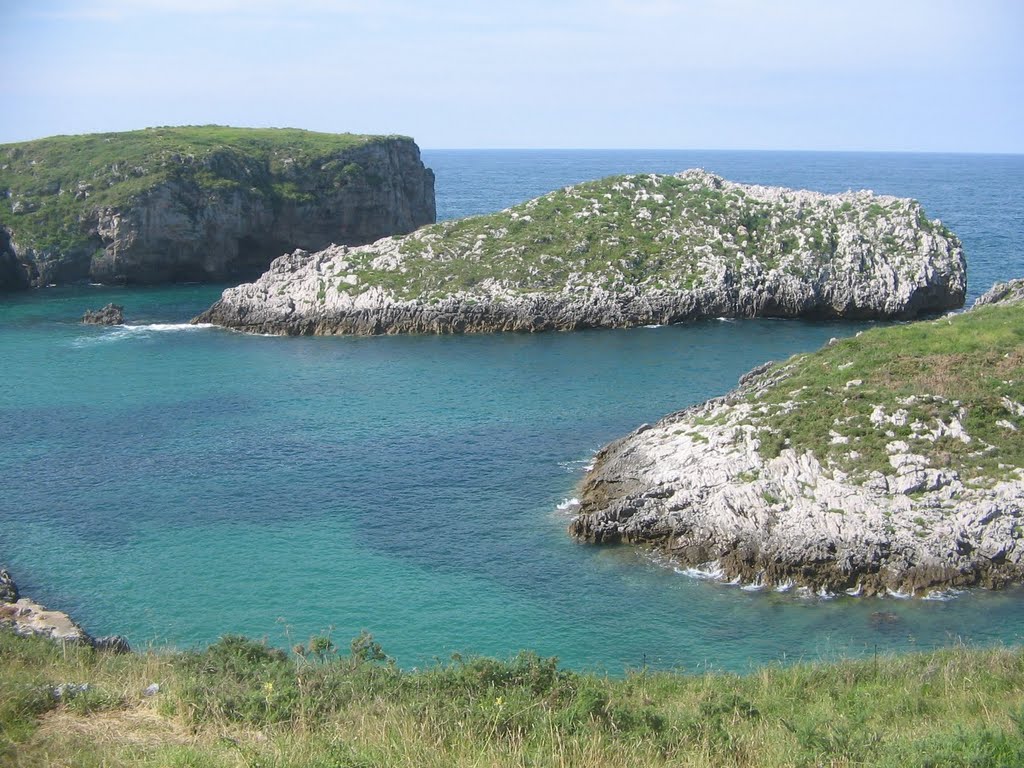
557,458 -> 593,474
643,324 -> 663,329
740,579 -> 764,592
886,588 -> 912,599
556,497 -> 580,511
845,584 -> 863,597
678,560 -> 725,581
129,322 -> 213,332
774,580 -> 794,593
922,588 -> 964,602
71,322 -> 214,347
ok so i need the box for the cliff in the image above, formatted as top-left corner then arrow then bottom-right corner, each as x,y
195,169 -> 965,334
569,283 -> 1024,597
0,126 -> 435,289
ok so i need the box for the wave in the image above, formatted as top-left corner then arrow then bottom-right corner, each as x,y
557,458 -> 594,474
556,497 -> 580,511
922,588 -> 965,602
71,322 -> 214,347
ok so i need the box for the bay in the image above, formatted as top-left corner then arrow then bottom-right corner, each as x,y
1,150 -> 1023,672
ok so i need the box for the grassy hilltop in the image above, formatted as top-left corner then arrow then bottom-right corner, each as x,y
338,170 -> 952,302
2,631 -> 1023,767
0,126 -> 383,253
747,299 -> 1024,484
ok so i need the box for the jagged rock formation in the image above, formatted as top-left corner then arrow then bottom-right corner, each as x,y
82,303 -> 125,325
569,287 -> 1024,597
0,569 -> 18,603
974,278 -> 1024,308
0,126 -> 435,289
0,568 -> 129,651
195,169 -> 966,335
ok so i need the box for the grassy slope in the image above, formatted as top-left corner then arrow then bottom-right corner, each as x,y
333,172 -> 947,302
743,301 -> 1024,484
0,126 -> 395,252
2,631 -> 1022,767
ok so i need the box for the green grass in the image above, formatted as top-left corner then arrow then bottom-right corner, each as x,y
2,630 -> 1023,767
331,171 -> 945,303
748,302 -> 1024,482
0,126 -> 403,253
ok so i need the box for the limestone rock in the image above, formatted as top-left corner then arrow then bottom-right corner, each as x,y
973,278 -> 1024,308
0,568 -> 18,602
195,170 -> 966,335
0,597 -> 93,645
0,128 -> 435,289
0,568 -> 128,651
569,287 -> 1024,597
82,303 -> 125,325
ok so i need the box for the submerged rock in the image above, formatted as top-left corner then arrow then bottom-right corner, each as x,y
195,169 -> 966,335
82,303 -> 125,325
569,286 -> 1024,597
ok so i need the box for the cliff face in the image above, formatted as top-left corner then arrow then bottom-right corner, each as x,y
569,287 -> 1024,597
195,170 -> 966,335
0,127 -> 435,289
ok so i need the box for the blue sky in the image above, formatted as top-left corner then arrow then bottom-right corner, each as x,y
2,0 -> 1022,151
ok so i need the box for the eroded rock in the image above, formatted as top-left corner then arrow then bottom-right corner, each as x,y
196,170 -> 966,335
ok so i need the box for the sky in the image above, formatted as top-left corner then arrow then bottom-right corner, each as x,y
2,0 -> 1022,152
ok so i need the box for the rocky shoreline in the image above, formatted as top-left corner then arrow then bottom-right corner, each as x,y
0,568 -> 129,652
194,170 -> 966,335
569,280 -> 1024,597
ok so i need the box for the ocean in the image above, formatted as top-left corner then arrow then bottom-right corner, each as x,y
2,149 -> 1023,672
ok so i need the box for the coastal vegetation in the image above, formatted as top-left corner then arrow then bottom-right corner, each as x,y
338,171 -> 951,302
0,126 -> 382,253
571,285 -> 1024,596
197,170 -> 966,334
0,126 -> 434,289
2,630 -> 1023,767
749,300 -> 1024,483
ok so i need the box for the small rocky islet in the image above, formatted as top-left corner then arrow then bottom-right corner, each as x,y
194,169 -> 966,333
569,280 -> 1024,597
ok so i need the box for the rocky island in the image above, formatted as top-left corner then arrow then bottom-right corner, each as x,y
0,126 -> 435,289
195,169 -> 965,334
569,280 -> 1024,597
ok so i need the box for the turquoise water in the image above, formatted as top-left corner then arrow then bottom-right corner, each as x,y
3,151 -> 1024,672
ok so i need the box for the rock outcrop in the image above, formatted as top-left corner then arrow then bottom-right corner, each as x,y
974,278 -> 1024,308
0,568 -> 129,651
82,303 -> 125,325
194,170 -> 966,335
569,289 -> 1024,597
0,126 -> 435,289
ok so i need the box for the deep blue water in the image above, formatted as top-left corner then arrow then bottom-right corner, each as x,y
2,150 -> 1023,672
